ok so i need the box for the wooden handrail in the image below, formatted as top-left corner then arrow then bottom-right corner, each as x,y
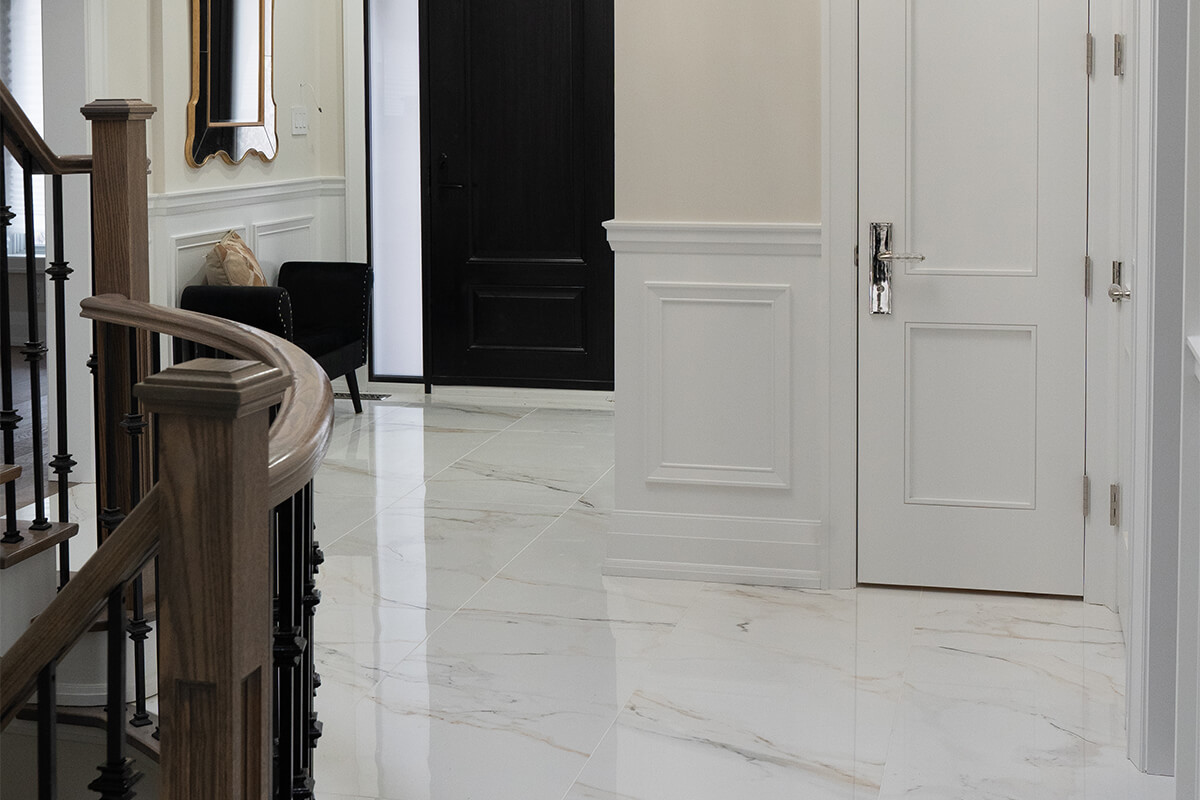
0,488 -> 161,728
0,80 -> 93,175
81,294 -> 335,505
0,298 -> 334,732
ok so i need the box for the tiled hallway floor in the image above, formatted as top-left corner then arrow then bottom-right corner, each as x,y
311,396 -> 1173,800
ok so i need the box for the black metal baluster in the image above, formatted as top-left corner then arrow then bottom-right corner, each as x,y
95,324 -> 124,541
37,661 -> 58,800
120,327 -> 150,728
47,174 -> 75,587
88,586 -> 142,799
22,160 -> 49,531
150,332 -> 160,740
151,549 -> 161,741
86,347 -> 104,549
301,482 -> 322,790
273,492 -> 307,800
0,133 -> 23,543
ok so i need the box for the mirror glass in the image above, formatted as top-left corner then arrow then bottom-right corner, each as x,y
187,0 -> 277,166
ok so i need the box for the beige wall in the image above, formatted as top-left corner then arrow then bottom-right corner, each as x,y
95,0 -> 346,195
615,0 -> 821,223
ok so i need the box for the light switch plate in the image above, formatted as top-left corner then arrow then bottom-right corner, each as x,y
291,105 -> 309,136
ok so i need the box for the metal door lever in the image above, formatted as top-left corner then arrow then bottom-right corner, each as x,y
869,222 -> 925,314
1108,261 -> 1131,302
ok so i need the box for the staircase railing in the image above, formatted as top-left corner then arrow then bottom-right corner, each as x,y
1,78 -> 91,585
0,79 -> 334,799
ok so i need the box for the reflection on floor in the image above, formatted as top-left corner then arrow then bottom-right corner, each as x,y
312,396 -> 1173,800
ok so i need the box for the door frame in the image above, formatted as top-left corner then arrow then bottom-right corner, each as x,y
823,0 -> 1177,772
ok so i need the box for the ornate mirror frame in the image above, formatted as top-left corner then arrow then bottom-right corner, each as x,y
186,0 -> 277,167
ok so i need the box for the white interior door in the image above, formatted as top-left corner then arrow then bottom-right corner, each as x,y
858,0 -> 1089,594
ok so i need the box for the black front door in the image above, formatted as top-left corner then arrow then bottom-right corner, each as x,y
425,0 -> 614,389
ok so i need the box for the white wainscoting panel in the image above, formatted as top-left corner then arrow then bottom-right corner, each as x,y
645,282 -> 792,488
253,216 -> 317,275
606,221 -> 827,587
148,177 -> 347,307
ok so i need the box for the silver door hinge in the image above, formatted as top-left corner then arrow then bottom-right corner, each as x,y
1114,34 -> 1125,77
1083,475 -> 1091,518
1084,255 -> 1093,298
1109,483 -> 1121,527
1086,33 -> 1095,77
854,244 -> 859,267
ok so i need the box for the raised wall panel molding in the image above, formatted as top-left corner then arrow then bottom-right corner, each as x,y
645,281 -> 792,488
605,221 -> 821,255
251,216 -> 316,271
148,177 -> 347,217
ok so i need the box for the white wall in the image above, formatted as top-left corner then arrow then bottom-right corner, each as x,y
614,0 -> 821,223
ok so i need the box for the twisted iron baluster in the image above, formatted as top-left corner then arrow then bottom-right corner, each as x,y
47,173 -> 76,587
21,160 -> 49,531
0,133 -> 23,543
121,327 -> 151,728
87,586 -> 142,799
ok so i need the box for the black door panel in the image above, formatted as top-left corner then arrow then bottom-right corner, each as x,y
426,0 -> 614,388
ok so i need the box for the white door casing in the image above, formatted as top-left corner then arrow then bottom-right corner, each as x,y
857,0 -> 1089,594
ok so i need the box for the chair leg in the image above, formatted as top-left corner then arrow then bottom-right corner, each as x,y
345,369 -> 364,414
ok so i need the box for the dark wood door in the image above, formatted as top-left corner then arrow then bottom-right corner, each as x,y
425,0 -> 614,389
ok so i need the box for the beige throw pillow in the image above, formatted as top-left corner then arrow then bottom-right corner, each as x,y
203,231 -> 267,287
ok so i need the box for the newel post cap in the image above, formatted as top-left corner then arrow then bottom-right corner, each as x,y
134,358 -> 290,419
80,99 -> 157,122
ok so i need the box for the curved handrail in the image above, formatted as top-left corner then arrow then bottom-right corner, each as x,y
0,80 -> 93,175
0,296 -> 334,730
1,489 -> 161,728
81,294 -> 335,506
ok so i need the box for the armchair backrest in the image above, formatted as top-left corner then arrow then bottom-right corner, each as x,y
277,262 -> 372,364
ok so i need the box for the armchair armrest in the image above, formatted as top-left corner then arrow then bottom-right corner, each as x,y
178,285 -> 294,340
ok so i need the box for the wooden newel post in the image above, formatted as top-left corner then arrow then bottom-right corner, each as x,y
134,359 -> 290,800
81,99 -> 158,539
80,98 -> 155,300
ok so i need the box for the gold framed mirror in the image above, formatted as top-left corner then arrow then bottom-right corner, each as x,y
186,0 -> 277,167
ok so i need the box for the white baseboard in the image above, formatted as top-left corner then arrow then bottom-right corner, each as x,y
603,558 -> 822,589
335,373 -> 616,411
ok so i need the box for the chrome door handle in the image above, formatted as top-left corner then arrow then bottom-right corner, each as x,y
877,251 -> 926,262
869,222 -> 925,314
1108,260 -> 1131,303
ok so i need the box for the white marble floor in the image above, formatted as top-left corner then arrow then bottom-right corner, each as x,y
311,396 -> 1174,800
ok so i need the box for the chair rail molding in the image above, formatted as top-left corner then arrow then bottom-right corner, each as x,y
606,220 -> 833,588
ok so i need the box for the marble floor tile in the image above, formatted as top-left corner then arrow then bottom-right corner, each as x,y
312,492 -> 400,548
388,400 -> 532,432
508,406 -> 616,435
421,430 -> 614,510
321,426 -> 499,490
303,397 -> 1167,800
321,499 -> 563,618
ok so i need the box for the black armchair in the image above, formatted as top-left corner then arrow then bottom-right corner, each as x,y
179,261 -> 373,412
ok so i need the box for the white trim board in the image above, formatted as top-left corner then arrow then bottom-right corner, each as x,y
604,221 -> 821,255
147,177 -> 346,216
